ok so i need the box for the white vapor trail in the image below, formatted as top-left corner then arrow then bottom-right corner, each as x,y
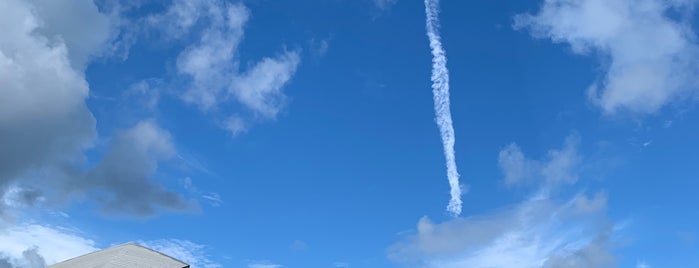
424,0 -> 462,216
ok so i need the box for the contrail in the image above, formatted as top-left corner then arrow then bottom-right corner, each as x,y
424,0 -> 462,216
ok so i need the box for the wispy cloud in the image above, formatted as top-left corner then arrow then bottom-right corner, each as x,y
332,261 -> 350,267
515,0 -> 699,115
389,192 -> 615,268
247,261 -> 283,268
498,134 -> 582,188
140,239 -> 222,268
0,223 -> 221,268
374,0 -> 398,11
424,0 -> 462,216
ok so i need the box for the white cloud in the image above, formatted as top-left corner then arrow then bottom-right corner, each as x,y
139,239 -> 221,268
0,0 -> 193,218
332,262 -> 350,267
231,52 -> 301,119
247,261 -> 283,268
515,0 -> 699,115
388,193 -> 615,268
181,177 -> 223,208
424,0 -> 463,216
224,115 -> 249,136
0,225 -> 222,268
201,193 -> 223,207
173,2 -> 249,110
637,261 -> 651,268
150,0 -> 301,131
498,135 -> 581,188
289,240 -> 307,251
375,0 -> 398,10
25,0 -> 113,70
0,224 -> 97,266
391,136 -> 617,268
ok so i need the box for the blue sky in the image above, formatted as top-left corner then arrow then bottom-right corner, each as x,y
2,0 -> 699,267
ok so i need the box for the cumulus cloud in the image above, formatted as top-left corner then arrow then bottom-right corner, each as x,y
139,239 -> 221,268
515,0 -> 699,115
389,193 -> 614,268
25,0 -> 113,70
0,0 -> 98,210
0,0 -> 195,217
498,135 -> 581,188
149,0 -> 301,134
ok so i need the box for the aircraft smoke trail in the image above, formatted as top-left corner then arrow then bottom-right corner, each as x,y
424,0 -> 462,216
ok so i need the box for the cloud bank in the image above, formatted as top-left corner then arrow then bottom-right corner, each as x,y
515,0 -> 699,115
389,193 -> 614,268
424,0 -> 463,216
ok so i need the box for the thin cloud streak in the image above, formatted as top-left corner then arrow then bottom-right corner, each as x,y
424,0 -> 462,216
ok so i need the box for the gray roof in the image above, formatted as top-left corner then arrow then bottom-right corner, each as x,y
48,242 -> 189,268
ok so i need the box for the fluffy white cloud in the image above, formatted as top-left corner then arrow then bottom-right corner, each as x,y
150,0 -> 300,134
231,52 -> 301,119
139,239 -> 221,268
515,0 -> 699,115
388,193 -> 614,268
0,224 -> 97,266
498,135 -> 581,187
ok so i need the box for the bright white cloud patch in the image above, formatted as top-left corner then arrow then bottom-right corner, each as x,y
0,224 -> 96,266
424,0 -> 463,217
515,0 -> 699,115
389,193 -> 614,268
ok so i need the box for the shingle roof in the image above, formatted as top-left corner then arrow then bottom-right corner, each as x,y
48,242 -> 189,268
